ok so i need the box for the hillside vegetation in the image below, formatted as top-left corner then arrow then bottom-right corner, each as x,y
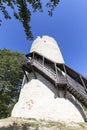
0,49 -> 25,118
0,118 -> 87,130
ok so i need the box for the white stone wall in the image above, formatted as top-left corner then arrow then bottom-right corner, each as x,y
12,72 -> 84,123
30,36 -> 64,63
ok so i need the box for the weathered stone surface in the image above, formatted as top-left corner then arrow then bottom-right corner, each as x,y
12,75 -> 84,122
30,36 -> 64,63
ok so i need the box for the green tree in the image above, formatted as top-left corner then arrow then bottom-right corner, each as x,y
0,0 -> 59,40
0,49 -> 25,118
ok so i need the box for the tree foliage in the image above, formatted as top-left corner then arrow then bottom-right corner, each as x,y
0,0 -> 59,40
0,49 -> 25,118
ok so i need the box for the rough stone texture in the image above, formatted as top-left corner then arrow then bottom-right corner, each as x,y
30,36 -> 64,63
12,73 -> 84,123
11,36 -> 84,123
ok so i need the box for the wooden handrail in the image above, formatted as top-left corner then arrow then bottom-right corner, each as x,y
29,59 -> 67,85
22,57 -> 87,107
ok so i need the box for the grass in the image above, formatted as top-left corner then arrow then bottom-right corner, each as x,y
0,117 -> 87,130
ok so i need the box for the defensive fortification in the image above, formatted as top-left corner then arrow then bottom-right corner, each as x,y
12,36 -> 87,123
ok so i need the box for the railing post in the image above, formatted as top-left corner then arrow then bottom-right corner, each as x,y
55,63 -> 58,84
63,64 -> 68,83
63,64 -> 68,97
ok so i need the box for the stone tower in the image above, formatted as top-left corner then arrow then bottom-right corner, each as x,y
12,36 -> 87,123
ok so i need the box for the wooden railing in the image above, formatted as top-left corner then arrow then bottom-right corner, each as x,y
67,77 -> 87,98
31,59 -> 67,85
24,58 -> 87,93
23,57 -> 87,106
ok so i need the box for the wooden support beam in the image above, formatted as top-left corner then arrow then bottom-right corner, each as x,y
62,64 -> 68,97
63,64 -> 69,84
63,64 -> 67,74
55,63 -> 58,85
